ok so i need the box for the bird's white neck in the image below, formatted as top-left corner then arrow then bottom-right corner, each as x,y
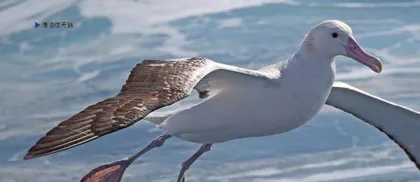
280,37 -> 337,90
286,53 -> 336,78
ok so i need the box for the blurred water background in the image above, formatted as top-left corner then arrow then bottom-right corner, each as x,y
1,0 -> 420,181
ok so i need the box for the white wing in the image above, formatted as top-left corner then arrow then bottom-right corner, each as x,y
326,81 -> 420,170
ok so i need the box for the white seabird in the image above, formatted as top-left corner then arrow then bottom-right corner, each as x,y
23,20 -> 420,182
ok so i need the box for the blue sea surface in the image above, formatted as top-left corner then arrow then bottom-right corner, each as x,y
1,0 -> 420,181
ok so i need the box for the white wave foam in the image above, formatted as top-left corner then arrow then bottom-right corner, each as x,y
255,162 -> 415,182
0,120 -> 59,140
8,151 -> 24,162
76,70 -> 101,83
368,47 -> 420,65
194,144 -> 419,182
208,159 -> 353,181
79,0 -> 293,34
357,24 -> 420,39
208,153 -> 393,181
217,18 -> 243,29
336,66 -> 420,81
77,0 -> 293,58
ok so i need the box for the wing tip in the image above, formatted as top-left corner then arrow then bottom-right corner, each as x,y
23,135 -> 54,160
23,153 -> 34,160
23,147 -> 42,160
23,149 -> 60,160
23,145 -> 45,160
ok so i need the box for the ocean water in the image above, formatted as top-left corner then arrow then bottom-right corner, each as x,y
1,0 -> 420,181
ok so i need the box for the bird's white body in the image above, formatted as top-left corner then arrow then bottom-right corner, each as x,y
160,53 -> 336,143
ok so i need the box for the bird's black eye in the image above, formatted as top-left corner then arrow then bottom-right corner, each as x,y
332,32 -> 338,38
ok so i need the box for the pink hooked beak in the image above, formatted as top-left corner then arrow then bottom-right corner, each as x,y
346,36 -> 382,73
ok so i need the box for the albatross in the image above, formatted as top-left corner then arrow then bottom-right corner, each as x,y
24,20 -> 420,182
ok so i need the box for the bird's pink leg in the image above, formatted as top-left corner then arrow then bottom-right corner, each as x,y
80,135 -> 171,182
177,144 -> 212,182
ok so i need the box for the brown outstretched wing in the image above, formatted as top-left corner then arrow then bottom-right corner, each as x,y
24,57 -> 280,159
24,57 -> 212,159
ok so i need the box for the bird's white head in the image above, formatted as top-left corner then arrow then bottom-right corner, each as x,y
301,20 -> 382,73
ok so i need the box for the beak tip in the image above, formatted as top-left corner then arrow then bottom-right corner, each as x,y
373,58 -> 382,73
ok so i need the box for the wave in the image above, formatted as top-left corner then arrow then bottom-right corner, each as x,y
3,144 -> 419,182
